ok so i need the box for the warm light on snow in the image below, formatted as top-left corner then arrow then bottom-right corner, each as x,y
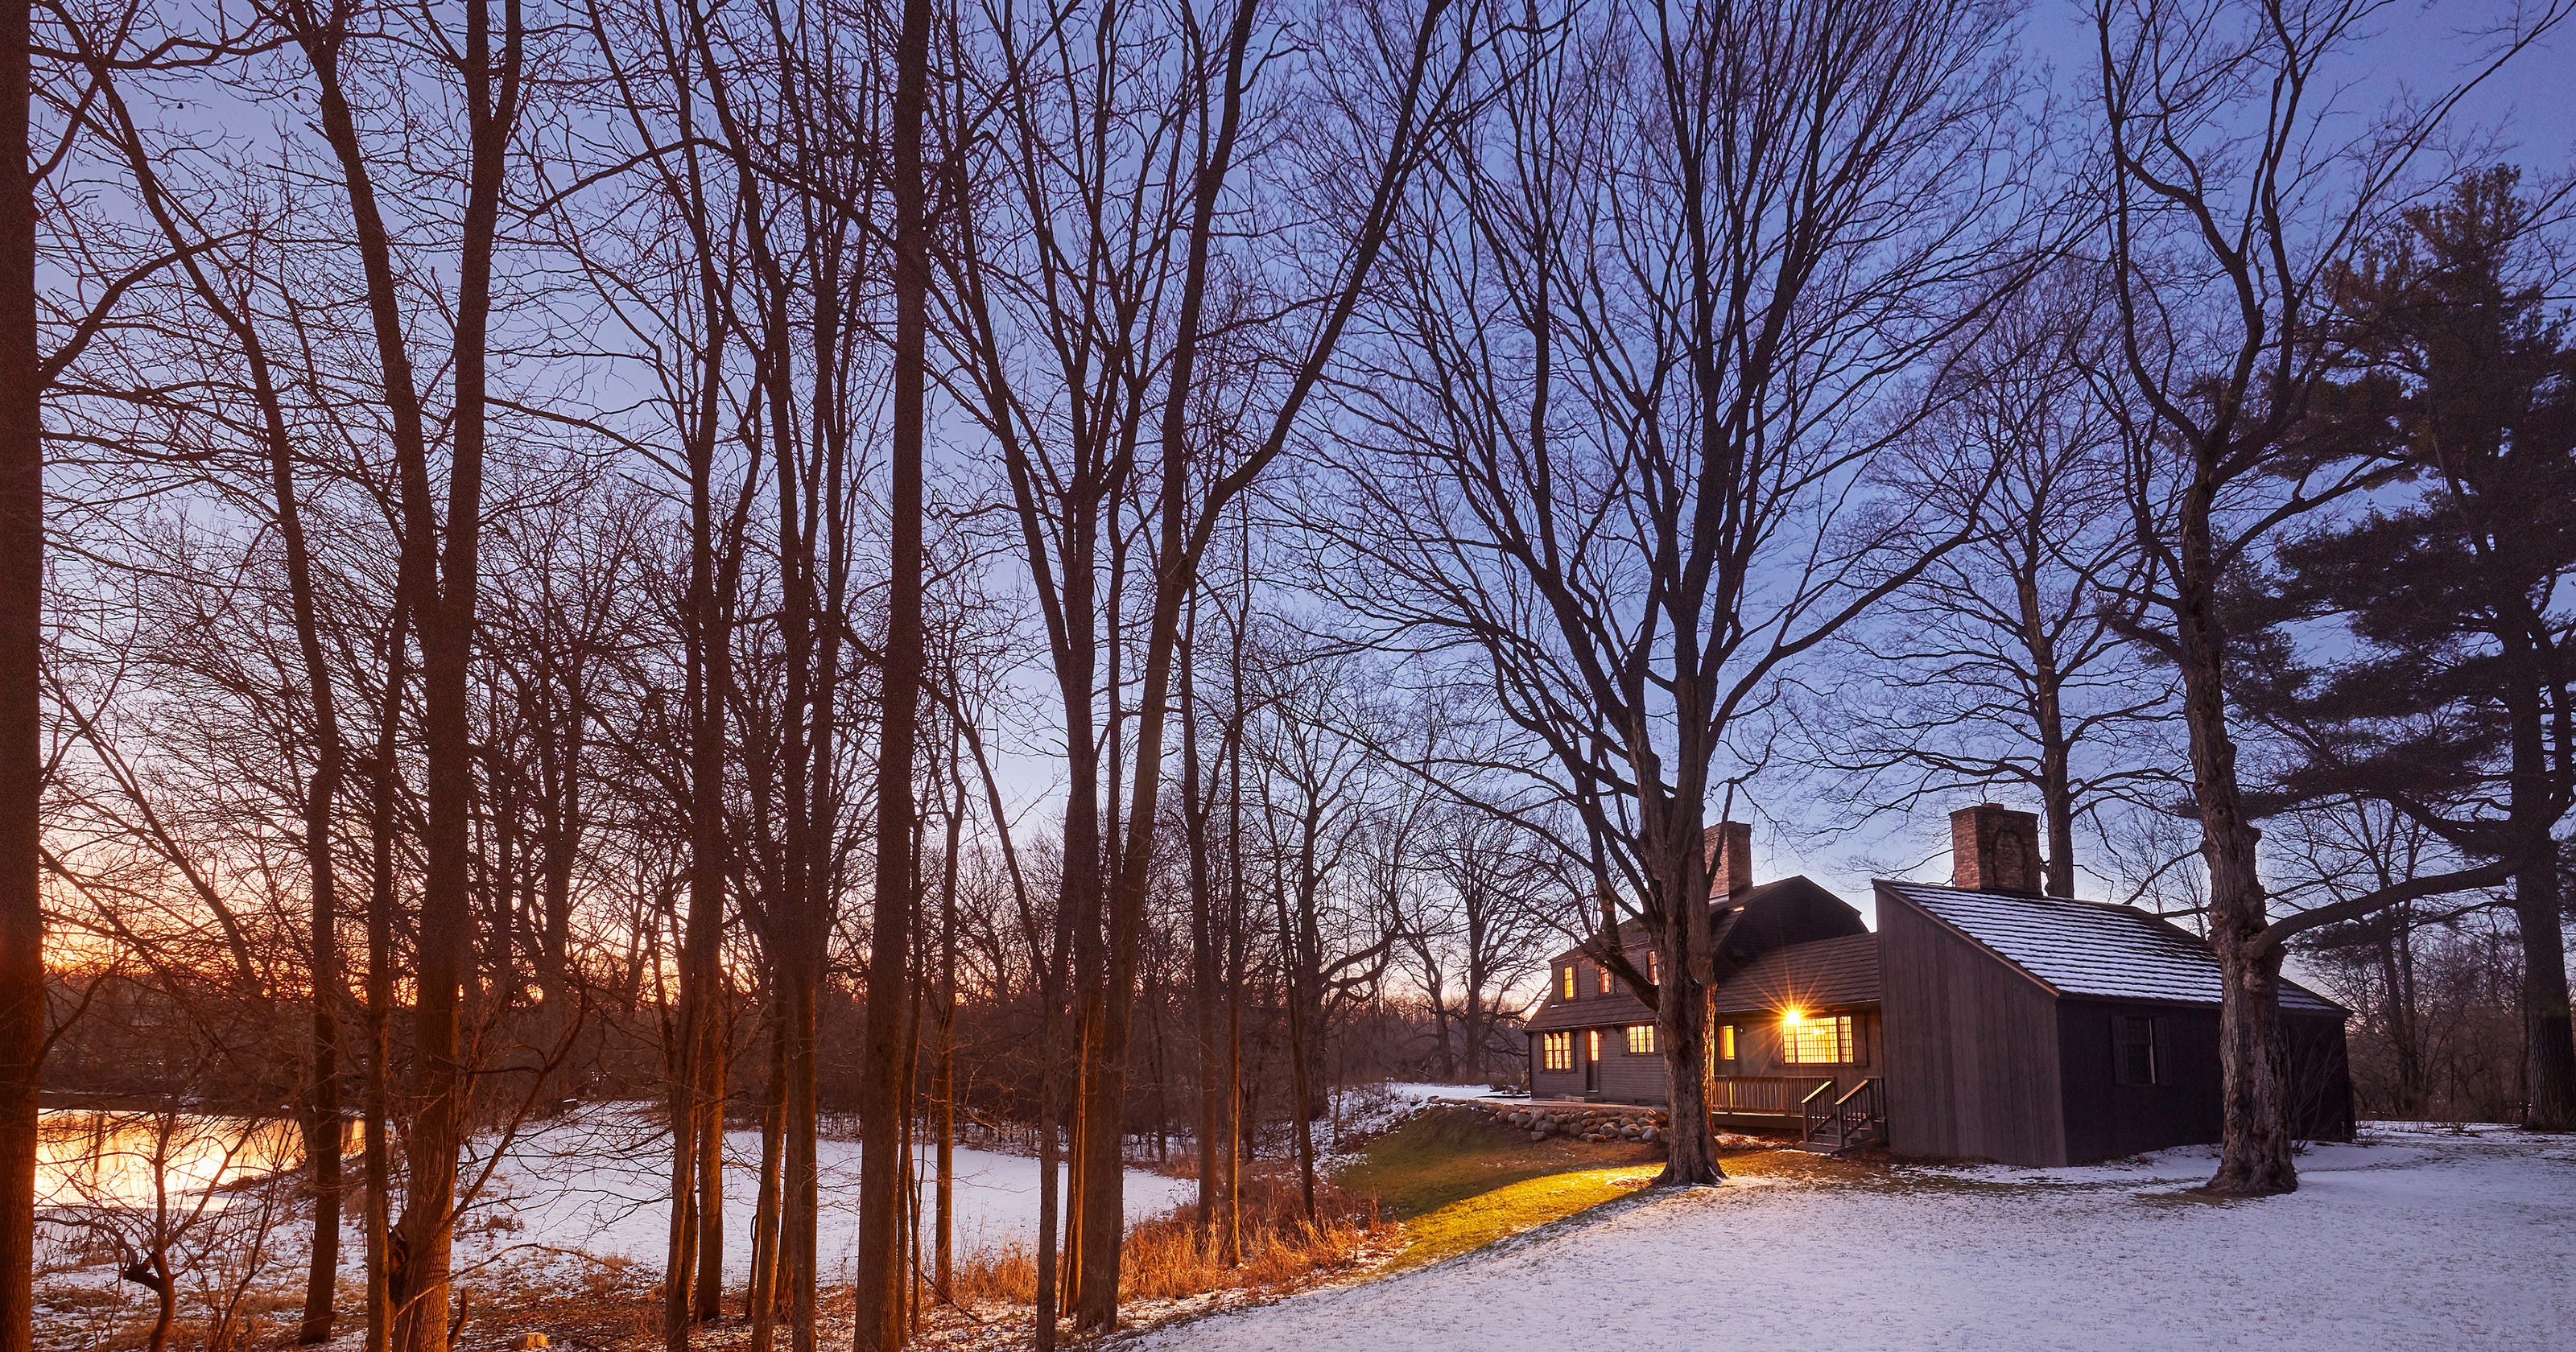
1133,1123 -> 2576,1350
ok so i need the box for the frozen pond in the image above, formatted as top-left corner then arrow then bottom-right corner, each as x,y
33,1104 -> 1191,1284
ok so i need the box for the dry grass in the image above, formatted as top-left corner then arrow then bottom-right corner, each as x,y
946,1169 -> 1394,1310
1337,1105 -> 1664,1220
1385,1164 -> 1661,1272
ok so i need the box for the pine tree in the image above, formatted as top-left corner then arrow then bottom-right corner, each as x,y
2243,167 -> 2576,1131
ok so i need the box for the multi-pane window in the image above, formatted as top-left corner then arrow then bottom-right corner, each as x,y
1626,1024 -> 1655,1056
1781,1012 -> 1853,1065
1648,951 -> 1660,985
2113,1015 -> 2159,1086
1716,1024 -> 1738,1062
1592,961 -> 1612,996
1542,1031 -> 1572,1072
1585,1028 -> 1601,1063
1560,965 -> 1576,1000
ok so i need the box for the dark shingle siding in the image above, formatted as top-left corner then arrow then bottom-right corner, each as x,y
1709,933 -> 1880,1014
1524,876 -> 1868,1033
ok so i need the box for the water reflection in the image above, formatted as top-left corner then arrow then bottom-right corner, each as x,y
38,1111 -> 345,1210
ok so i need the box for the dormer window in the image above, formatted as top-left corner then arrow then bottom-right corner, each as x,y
1560,965 -> 1576,1000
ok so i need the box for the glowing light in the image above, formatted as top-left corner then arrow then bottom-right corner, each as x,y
1782,1007 -> 1804,1024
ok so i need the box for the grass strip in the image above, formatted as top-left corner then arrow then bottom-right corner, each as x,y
1386,1164 -> 1662,1272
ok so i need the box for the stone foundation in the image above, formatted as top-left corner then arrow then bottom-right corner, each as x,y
1431,1098 -> 1668,1144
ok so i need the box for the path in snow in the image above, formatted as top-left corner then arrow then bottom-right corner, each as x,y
1133,1123 -> 2576,1351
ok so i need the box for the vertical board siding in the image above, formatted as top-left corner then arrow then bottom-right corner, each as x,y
2053,1000 -> 2222,1162
1878,897 -> 2068,1164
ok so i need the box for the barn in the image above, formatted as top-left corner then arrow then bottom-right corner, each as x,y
1522,804 -> 2356,1166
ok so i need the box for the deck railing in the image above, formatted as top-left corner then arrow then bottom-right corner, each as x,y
1707,1074 -> 1834,1117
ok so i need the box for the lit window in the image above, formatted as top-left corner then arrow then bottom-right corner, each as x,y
1592,961 -> 1612,996
1781,1012 -> 1852,1065
1717,1024 -> 1737,1061
1648,951 -> 1660,985
2113,1016 -> 2159,1086
1585,1028 -> 1601,1062
1560,966 -> 1575,1000
1542,1031 -> 1571,1072
1627,1024 -> 1655,1056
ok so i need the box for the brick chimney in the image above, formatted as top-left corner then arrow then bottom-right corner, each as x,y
1702,820 -> 1752,898
1951,802 -> 2042,895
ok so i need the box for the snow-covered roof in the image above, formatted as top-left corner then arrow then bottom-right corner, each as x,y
1876,881 -> 2340,1013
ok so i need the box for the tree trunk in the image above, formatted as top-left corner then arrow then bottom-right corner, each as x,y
932,774 -> 960,1305
1277,880 -> 1319,1225
2175,483 -> 2297,1196
0,0 -> 41,1342
748,1011 -> 784,1352
2515,862 -> 2576,1131
1653,868 -> 1722,1186
1032,1041 -> 1062,1352
854,0 -> 928,1330
695,960 -> 726,1322
781,959 -> 819,1352
663,998 -> 700,1352
361,604 -> 407,1352
1181,628 -> 1224,1235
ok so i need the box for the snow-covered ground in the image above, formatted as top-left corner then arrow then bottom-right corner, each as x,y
1135,1122 -> 2576,1351
35,1106 -> 1192,1293
456,1111 -> 1191,1283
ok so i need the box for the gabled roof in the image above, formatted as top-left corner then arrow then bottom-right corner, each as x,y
1874,881 -> 2342,1014
1709,932 -> 1879,1015
1525,876 -> 1865,1033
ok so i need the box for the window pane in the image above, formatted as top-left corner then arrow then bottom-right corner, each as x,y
2114,1016 -> 2157,1086
1718,1024 -> 1736,1061
1627,1024 -> 1654,1055
1783,1014 -> 1852,1064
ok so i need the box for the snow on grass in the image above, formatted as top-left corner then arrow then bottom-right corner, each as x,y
1328,1082 -> 1515,1149
1133,1123 -> 2576,1351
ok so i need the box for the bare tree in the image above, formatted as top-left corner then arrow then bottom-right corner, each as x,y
1801,269 -> 2177,896
852,0 -> 931,1334
2089,0 -> 2567,1193
1329,0 -> 2037,1185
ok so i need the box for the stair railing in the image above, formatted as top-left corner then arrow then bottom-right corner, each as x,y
1798,1078 -> 1837,1145
1823,1078 -> 1880,1150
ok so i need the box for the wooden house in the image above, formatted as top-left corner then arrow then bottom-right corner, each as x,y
1522,805 -> 2356,1165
